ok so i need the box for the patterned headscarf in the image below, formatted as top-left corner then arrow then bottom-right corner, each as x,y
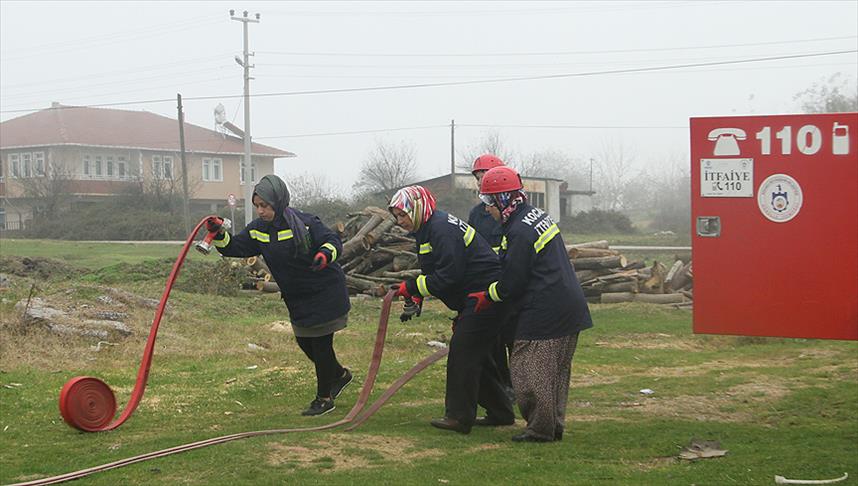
484,190 -> 527,224
254,175 -> 309,256
388,185 -> 437,232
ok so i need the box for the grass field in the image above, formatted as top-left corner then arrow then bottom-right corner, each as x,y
1,239 -> 856,485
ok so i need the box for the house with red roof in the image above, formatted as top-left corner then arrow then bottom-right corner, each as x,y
0,103 -> 294,229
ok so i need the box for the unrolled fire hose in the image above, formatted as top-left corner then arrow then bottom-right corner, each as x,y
11,216 -> 449,486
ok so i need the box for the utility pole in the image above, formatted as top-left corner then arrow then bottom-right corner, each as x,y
450,119 -> 456,191
589,157 -> 594,193
177,93 -> 190,234
231,9 -> 259,227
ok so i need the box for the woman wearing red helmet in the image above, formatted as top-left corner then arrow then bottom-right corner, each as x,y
469,166 -> 593,443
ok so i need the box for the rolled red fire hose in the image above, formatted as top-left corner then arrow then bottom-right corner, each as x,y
58,216 -> 217,432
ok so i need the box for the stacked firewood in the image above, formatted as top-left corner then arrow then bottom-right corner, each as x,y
569,240 -> 693,309
237,209 -> 693,309
336,207 -> 419,296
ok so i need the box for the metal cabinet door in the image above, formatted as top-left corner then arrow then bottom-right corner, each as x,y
690,113 -> 857,340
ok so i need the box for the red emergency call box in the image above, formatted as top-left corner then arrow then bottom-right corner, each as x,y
690,113 -> 857,340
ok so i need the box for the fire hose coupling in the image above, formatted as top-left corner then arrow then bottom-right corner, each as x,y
195,216 -> 233,255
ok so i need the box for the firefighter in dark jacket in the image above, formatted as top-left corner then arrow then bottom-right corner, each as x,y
388,185 -> 514,434
469,166 -> 593,443
466,154 -> 514,400
208,174 -> 353,417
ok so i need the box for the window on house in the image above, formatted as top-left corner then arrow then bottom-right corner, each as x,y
21,153 -> 32,178
106,156 -> 114,177
162,156 -> 173,179
531,192 -> 545,209
9,154 -> 19,178
117,156 -> 127,179
153,155 -> 163,179
94,156 -> 103,177
33,152 -> 45,177
240,159 -> 257,184
0,158 -> 4,180
83,155 -> 92,177
202,158 -> 223,182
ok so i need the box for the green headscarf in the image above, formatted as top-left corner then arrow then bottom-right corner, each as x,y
253,175 -> 309,255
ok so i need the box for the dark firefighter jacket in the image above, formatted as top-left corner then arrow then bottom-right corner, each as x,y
487,203 -> 593,340
405,210 -> 501,313
468,202 -> 504,252
213,210 -> 350,328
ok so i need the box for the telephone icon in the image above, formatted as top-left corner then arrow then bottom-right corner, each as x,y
708,127 -> 746,156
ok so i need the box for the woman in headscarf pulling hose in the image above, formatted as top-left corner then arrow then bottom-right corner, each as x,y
208,175 -> 353,416
388,185 -> 515,434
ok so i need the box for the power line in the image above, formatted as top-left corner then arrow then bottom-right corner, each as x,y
0,16 -> 224,61
254,60 -> 858,80
263,1 -> 724,17
1,66 -> 233,105
253,50 -> 853,70
256,35 -> 857,58
2,49 -> 855,115
0,54 -> 233,90
458,124 -> 687,130
255,125 -> 448,139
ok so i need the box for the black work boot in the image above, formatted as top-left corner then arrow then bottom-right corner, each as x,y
430,417 -> 471,434
330,368 -> 353,400
301,397 -> 335,416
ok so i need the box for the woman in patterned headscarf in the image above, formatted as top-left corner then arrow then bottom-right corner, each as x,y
388,185 -> 514,435
210,174 -> 353,417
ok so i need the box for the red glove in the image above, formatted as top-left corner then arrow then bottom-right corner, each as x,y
310,252 -> 328,271
205,216 -> 224,234
467,291 -> 492,314
390,281 -> 412,299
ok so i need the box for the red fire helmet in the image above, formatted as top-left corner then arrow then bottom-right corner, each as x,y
471,154 -> 505,174
480,166 -> 523,194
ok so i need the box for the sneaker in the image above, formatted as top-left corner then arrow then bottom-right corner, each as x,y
330,368 -> 353,400
301,397 -> 335,416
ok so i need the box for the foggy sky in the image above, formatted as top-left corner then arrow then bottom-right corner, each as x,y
1,1 -> 856,196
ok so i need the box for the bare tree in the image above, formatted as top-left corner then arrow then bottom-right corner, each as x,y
353,140 -> 418,194
794,72 -> 858,113
593,139 -> 637,211
457,130 -> 517,172
17,160 -> 74,217
515,149 -> 589,184
285,172 -> 342,205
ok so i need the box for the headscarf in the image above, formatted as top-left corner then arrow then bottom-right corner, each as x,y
253,174 -> 309,255
482,190 -> 527,224
388,185 -> 437,232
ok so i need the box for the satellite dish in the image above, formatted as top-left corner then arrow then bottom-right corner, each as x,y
214,103 -> 227,125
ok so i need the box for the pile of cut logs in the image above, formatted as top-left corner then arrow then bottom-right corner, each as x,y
568,241 -> 692,309
237,207 -> 693,309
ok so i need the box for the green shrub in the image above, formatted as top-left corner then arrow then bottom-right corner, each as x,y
85,258 -> 248,296
561,209 -> 636,234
